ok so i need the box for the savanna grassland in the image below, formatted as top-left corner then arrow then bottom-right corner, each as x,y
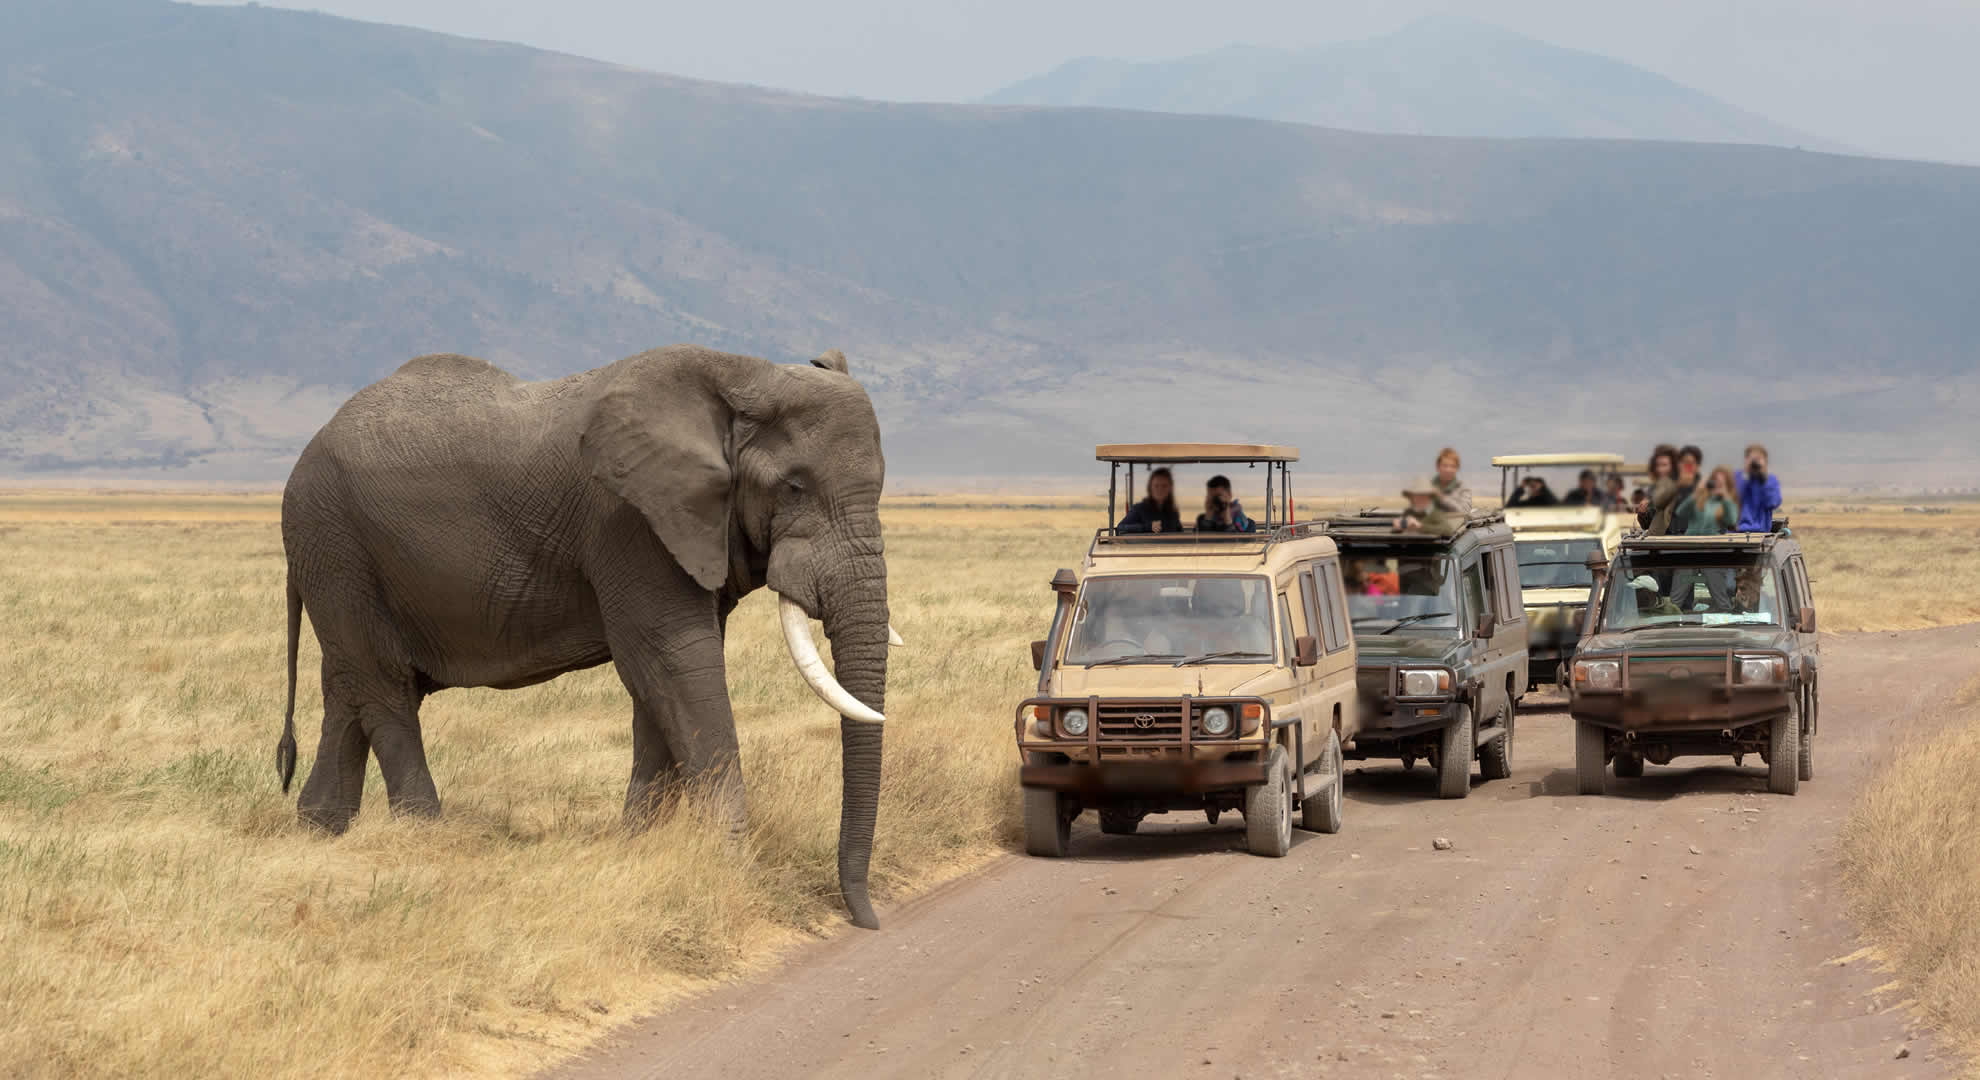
0,492 -> 1975,1078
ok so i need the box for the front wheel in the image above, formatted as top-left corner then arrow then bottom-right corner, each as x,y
1022,757 -> 1075,857
1797,690 -> 1814,782
1299,729 -> 1345,834
1245,744 -> 1293,857
1437,706 -> 1474,799
1575,720 -> 1608,795
1769,709 -> 1800,795
1478,704 -> 1513,781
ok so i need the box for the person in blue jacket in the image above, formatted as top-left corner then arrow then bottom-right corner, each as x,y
1736,443 -> 1783,532
1117,467 -> 1183,534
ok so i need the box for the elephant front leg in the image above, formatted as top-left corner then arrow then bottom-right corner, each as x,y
623,699 -> 679,829
608,623 -> 747,841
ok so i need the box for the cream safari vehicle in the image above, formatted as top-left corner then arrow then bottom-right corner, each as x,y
1493,453 -> 1636,692
1017,444 -> 1359,858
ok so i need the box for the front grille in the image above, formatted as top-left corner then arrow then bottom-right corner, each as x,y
1356,666 -> 1392,700
1096,702 -> 1186,739
1627,654 -> 1726,687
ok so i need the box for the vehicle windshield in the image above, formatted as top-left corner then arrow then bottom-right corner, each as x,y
1063,575 -> 1276,666
1516,538 -> 1603,589
1339,552 -> 1460,633
1601,558 -> 1780,630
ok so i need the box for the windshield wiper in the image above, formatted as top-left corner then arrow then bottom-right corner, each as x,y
1172,650 -> 1270,666
1086,653 -> 1183,667
1612,619 -> 1703,633
1379,612 -> 1452,635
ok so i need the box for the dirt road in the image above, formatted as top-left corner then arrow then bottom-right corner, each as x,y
555,626 -> 1977,1079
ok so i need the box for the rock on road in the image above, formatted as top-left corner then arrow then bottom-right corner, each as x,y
554,625 -> 1978,1080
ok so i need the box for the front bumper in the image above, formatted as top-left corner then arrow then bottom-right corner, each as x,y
1569,649 -> 1791,733
1014,696 -> 1275,793
1355,664 -> 1459,739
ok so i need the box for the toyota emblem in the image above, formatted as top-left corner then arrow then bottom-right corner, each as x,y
1134,714 -> 1155,729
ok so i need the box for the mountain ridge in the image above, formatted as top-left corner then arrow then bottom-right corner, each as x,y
985,16 -> 1840,152
2,1 -> 1975,485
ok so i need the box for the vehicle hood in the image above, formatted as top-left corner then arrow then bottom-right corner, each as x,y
1579,626 -> 1795,655
1351,634 -> 1465,666
1521,587 -> 1590,607
1049,664 -> 1285,699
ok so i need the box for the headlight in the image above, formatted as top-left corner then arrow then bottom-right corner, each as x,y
1399,669 -> 1451,697
1573,659 -> 1621,691
1200,706 -> 1233,736
1060,708 -> 1089,736
1737,656 -> 1787,685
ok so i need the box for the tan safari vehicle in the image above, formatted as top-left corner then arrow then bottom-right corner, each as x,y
1494,453 -> 1636,692
1017,444 -> 1359,858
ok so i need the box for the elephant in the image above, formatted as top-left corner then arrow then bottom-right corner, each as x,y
274,344 -> 895,928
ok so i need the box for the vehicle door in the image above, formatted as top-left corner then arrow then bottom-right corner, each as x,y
1298,560 -> 1357,772
1782,553 -> 1820,729
1485,542 -> 1530,694
1459,549 -> 1512,719
1298,554 -> 1362,756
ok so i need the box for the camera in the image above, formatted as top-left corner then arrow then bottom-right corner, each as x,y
1747,460 -> 1766,478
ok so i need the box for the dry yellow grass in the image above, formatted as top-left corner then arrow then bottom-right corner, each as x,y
0,494 -> 1091,1078
0,492 -> 1974,1078
1841,675 -> 1980,1075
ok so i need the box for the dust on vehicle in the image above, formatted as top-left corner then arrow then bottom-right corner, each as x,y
1325,509 -> 1529,798
1567,523 -> 1821,795
1493,453 -> 1637,692
1017,444 -> 1357,857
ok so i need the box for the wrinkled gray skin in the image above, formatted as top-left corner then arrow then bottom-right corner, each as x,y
275,345 -> 889,928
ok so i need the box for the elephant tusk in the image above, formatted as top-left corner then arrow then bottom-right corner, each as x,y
888,625 -> 905,648
779,596 -> 886,724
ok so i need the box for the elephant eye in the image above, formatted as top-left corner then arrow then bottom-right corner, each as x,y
785,477 -> 806,493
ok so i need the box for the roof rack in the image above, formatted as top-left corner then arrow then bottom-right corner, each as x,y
1096,443 -> 1298,464
1085,520 -> 1329,561
1618,530 -> 1787,553
1317,507 -> 1506,543
1490,453 -> 1625,468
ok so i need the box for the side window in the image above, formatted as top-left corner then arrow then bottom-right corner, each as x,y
1279,593 -> 1297,665
1300,569 -> 1327,651
1479,548 -> 1501,618
1461,558 -> 1487,628
1321,560 -> 1351,651
1495,547 -> 1524,621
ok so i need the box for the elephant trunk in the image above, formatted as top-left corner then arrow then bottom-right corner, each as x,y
819,553 -> 889,931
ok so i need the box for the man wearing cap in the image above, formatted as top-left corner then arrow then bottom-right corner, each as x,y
1394,478 -> 1460,536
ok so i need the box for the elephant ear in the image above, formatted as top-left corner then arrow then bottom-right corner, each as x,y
580,350 -> 754,591
811,349 -> 849,374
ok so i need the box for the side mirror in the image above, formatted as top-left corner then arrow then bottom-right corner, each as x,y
1293,635 -> 1319,667
1475,613 -> 1497,639
1797,607 -> 1816,634
1030,640 -> 1048,670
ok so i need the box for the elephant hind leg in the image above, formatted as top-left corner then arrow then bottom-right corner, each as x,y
297,673 -> 372,834
623,699 -> 679,830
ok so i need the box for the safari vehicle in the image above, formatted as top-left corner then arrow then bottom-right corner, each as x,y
1017,444 -> 1359,858
1325,509 -> 1528,798
1567,525 -> 1820,796
1493,453 -> 1635,692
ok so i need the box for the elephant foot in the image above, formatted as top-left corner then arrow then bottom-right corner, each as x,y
387,795 -> 442,820
297,803 -> 356,835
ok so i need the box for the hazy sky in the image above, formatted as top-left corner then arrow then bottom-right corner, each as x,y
203,1 -> 1979,164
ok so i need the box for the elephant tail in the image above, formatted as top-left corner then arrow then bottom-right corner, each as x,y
277,573 -> 301,793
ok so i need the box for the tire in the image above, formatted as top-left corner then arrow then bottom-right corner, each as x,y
1299,729 -> 1345,834
1437,706 -> 1473,799
1099,810 -> 1140,836
1478,704 -> 1513,782
1613,753 -> 1644,779
1768,709 -> 1800,796
1797,690 -> 1814,782
1023,786 -> 1073,857
1245,743 -> 1293,857
1575,720 -> 1608,796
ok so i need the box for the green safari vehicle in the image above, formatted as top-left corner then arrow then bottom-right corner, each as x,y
1567,525 -> 1821,795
